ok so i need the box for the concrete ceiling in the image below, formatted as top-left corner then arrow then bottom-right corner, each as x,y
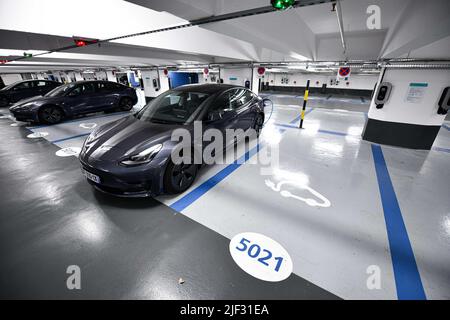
0,0 -> 449,73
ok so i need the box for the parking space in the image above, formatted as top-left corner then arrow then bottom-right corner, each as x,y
2,93 -> 449,299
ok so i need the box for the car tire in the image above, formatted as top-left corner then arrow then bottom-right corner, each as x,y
38,105 -> 64,124
119,97 -> 134,111
0,95 -> 9,107
253,113 -> 264,137
163,159 -> 198,194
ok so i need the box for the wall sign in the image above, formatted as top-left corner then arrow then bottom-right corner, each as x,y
257,67 -> 266,76
229,232 -> 293,282
338,67 -> 351,78
405,82 -> 428,103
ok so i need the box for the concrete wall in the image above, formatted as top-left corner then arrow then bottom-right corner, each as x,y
106,71 -> 117,82
221,68 -> 252,88
220,67 -> 260,94
264,72 -> 379,90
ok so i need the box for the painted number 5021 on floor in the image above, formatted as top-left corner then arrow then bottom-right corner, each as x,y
229,232 -> 293,282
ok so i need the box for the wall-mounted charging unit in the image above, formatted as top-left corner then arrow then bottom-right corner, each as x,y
437,87 -> 450,115
374,82 -> 392,109
152,78 -> 160,91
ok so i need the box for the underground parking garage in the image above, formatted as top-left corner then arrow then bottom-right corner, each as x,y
0,0 -> 449,310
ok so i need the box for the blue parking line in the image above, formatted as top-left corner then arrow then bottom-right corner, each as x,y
273,123 -> 362,139
170,144 -> 261,212
317,129 -> 349,137
433,146 -> 450,153
50,133 -> 90,144
371,144 -> 426,300
442,124 -> 450,132
27,111 -> 131,129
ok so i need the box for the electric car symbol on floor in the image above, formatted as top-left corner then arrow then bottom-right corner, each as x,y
79,84 -> 265,197
265,179 -> 331,207
9,80 -> 137,124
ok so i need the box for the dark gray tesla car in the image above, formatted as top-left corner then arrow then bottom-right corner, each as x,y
79,84 -> 265,197
0,79 -> 61,107
9,80 -> 138,124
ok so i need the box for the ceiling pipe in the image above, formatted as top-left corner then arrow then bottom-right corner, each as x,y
334,0 -> 347,60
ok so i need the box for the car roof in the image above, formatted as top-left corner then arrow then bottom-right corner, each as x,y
174,83 -> 244,94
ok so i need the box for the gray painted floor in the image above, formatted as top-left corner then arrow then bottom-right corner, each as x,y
1,93 -> 449,299
0,102 -> 337,299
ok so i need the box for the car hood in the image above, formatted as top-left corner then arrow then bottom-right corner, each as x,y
84,116 -> 188,161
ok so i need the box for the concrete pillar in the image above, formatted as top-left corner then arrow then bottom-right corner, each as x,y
252,67 -> 260,95
362,67 -> 450,149
0,74 -> 22,85
74,72 -> 83,81
106,71 -> 117,82
141,69 -> 169,102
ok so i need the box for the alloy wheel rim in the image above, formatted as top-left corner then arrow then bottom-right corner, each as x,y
172,163 -> 196,190
43,108 -> 61,123
120,98 -> 132,110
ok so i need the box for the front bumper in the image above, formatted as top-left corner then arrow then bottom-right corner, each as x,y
9,109 -> 39,122
79,153 -> 168,197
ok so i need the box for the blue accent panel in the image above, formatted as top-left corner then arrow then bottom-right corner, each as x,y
169,72 -> 199,88
371,144 -> 426,300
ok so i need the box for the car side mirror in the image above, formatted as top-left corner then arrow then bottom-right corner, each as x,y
68,91 -> 78,97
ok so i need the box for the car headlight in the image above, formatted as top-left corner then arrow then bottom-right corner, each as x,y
120,144 -> 163,166
85,129 -> 98,144
15,102 -> 35,110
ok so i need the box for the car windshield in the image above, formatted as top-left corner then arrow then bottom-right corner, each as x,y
136,90 -> 210,124
44,83 -> 76,97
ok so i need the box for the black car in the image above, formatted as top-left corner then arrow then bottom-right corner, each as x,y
79,84 -> 266,197
0,80 -> 61,107
9,80 -> 138,124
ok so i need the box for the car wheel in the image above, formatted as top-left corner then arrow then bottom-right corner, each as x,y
253,113 -> 264,137
0,96 -> 9,107
164,159 -> 198,194
119,97 -> 133,111
39,106 -> 63,124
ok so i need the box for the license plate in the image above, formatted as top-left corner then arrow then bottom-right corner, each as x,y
82,168 -> 101,183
